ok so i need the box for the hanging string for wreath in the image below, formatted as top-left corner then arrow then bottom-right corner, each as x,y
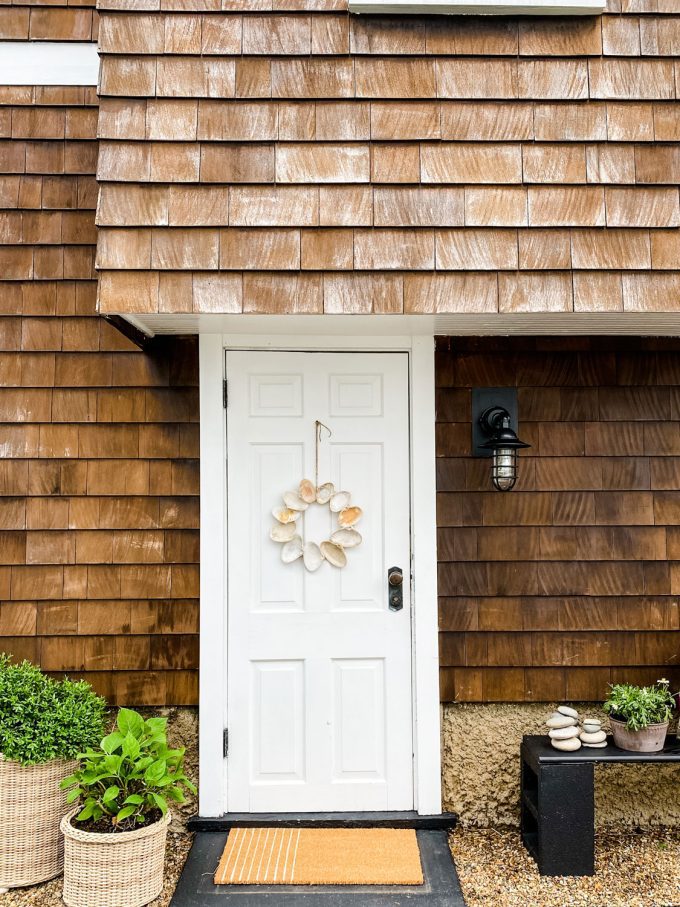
269,420 -> 363,572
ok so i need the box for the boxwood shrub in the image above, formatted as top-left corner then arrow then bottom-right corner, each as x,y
0,655 -> 107,765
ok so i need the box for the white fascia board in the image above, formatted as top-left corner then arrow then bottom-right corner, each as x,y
0,42 -> 99,86
349,0 -> 604,13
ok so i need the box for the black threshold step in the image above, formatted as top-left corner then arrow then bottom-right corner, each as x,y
188,811 -> 458,832
171,829 -> 466,906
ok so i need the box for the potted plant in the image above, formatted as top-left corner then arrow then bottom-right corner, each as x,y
0,656 -> 106,891
60,707 -> 195,907
603,679 -> 676,753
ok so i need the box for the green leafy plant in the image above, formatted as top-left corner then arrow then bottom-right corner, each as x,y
61,708 -> 196,832
0,655 -> 106,766
603,679 -> 676,732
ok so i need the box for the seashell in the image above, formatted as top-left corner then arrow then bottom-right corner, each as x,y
303,542 -> 323,572
283,491 -> 308,512
320,541 -> 347,568
338,506 -> 362,528
270,522 -> 297,543
281,536 -> 303,563
330,529 -> 362,549
299,479 -> 316,504
316,483 -> 334,504
273,507 -> 301,524
329,491 -> 350,513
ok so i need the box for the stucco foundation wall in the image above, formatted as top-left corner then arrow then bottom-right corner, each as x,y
442,703 -> 680,829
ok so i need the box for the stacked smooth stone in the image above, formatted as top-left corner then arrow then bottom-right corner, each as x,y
546,706 -> 582,751
546,708 -> 608,751
580,718 -> 606,748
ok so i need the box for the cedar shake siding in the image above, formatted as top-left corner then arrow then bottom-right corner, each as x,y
0,83 -> 199,706
3,0 -> 680,708
0,3 -> 98,42
95,6 -> 680,316
437,337 -> 680,703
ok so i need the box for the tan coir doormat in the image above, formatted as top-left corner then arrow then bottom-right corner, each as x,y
214,827 -> 424,886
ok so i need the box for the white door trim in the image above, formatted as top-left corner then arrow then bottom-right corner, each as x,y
199,331 -> 441,817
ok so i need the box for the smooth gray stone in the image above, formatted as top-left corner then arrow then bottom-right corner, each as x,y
557,705 -> 579,719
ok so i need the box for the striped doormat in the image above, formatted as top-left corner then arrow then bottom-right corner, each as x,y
214,827 -> 424,886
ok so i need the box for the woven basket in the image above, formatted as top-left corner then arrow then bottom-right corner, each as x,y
61,808 -> 170,907
0,756 -> 78,889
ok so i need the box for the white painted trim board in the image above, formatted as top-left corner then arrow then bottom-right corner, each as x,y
0,42 -> 99,85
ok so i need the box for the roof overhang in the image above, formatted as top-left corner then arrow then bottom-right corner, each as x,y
348,0 -> 605,14
118,312 -> 680,340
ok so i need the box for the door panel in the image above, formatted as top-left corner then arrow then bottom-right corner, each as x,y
226,351 -> 412,812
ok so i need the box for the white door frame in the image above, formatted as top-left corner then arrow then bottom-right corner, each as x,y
198,330 -> 441,817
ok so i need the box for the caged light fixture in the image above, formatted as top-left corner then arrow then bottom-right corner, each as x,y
472,388 -> 531,492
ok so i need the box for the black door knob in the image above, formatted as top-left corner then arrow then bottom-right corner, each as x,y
388,567 -> 404,610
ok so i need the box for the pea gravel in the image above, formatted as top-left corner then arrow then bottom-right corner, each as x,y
450,827 -> 680,907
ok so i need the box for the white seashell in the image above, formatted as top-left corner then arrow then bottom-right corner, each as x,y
557,705 -> 579,719
551,737 -> 581,752
270,522 -> 297,543
283,491 -> 309,512
579,730 -> 607,744
273,507 -> 301,524
329,491 -> 351,513
299,479 -> 316,503
546,715 -> 577,729
330,529 -> 362,549
338,506 -> 362,528
320,541 -> 347,568
549,726 -> 580,740
303,542 -> 323,572
316,483 -> 334,504
281,536 -> 303,563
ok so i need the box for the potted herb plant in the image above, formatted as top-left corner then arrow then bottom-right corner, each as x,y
0,656 -> 106,891
60,707 -> 195,907
603,679 -> 676,753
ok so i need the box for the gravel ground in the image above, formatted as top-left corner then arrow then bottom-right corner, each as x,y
450,826 -> 680,907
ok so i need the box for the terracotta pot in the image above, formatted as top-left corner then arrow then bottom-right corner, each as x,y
609,717 -> 669,753
0,756 -> 78,890
61,808 -> 170,907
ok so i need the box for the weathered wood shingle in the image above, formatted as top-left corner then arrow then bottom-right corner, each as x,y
0,83 -> 199,706
94,4 -> 680,316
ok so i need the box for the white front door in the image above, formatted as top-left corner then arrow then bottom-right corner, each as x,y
225,350 -> 413,813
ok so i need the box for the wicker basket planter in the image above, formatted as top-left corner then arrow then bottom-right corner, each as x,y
0,756 -> 78,889
61,808 -> 171,907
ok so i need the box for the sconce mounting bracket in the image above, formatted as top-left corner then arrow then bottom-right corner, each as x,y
472,387 -> 520,458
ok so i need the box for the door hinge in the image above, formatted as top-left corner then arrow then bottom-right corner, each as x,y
223,728 -> 229,757
222,378 -> 228,409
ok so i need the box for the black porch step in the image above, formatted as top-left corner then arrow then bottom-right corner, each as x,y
188,811 -> 458,832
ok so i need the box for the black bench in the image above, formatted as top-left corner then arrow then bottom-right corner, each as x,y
520,734 -> 680,876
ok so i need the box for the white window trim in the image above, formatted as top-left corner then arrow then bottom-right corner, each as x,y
349,0 -> 604,12
198,331 -> 441,817
0,42 -> 99,86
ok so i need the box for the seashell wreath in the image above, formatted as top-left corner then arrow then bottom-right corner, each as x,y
269,478 -> 363,572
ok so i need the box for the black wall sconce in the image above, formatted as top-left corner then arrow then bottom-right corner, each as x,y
472,388 -> 531,492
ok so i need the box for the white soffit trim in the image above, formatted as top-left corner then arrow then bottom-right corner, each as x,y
0,42 -> 99,86
122,312 -> 680,338
349,0 -> 605,12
